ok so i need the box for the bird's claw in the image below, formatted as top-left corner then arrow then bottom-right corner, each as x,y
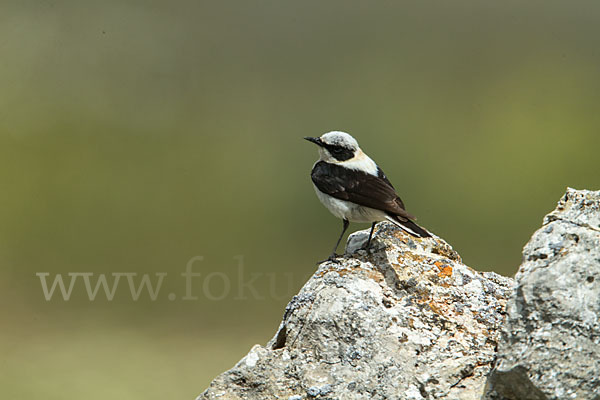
316,254 -> 342,265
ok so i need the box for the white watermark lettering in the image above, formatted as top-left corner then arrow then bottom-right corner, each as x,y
35,256 -> 299,302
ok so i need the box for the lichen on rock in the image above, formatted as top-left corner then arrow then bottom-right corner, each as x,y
199,222 -> 513,400
198,188 -> 600,400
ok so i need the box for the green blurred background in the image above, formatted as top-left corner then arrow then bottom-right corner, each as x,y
1,1 -> 599,398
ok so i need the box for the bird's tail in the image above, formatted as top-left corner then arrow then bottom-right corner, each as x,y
385,215 -> 431,238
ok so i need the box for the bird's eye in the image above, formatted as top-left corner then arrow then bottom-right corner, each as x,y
326,145 -> 353,161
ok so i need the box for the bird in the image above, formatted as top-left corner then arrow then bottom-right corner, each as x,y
305,131 -> 431,262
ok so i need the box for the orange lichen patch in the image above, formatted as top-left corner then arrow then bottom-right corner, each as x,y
434,261 -> 453,278
438,266 -> 453,278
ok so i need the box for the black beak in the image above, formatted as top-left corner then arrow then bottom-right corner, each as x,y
304,136 -> 323,146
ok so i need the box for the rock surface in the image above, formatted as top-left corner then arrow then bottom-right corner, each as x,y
485,188 -> 600,400
199,222 -> 514,399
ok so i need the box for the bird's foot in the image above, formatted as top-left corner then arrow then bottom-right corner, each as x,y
316,253 -> 342,265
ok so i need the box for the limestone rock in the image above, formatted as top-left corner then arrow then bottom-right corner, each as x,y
199,222 -> 513,400
485,188 -> 600,400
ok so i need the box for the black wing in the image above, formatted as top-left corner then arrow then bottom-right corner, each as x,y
311,161 -> 415,221
376,166 -> 406,210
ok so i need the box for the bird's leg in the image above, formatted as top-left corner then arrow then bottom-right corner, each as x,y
330,219 -> 349,259
365,222 -> 377,250
318,219 -> 349,264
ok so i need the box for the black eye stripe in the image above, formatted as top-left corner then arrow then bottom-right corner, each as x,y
325,144 -> 345,153
324,144 -> 354,161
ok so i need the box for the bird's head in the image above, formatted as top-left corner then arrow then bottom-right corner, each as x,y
304,131 -> 360,162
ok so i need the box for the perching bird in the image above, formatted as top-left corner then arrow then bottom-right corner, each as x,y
305,131 -> 431,262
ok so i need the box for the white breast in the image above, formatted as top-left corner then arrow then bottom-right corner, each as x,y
312,184 -> 388,223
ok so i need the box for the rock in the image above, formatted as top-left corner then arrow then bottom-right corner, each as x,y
485,188 -> 600,400
198,222 -> 514,400
198,188 -> 600,399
